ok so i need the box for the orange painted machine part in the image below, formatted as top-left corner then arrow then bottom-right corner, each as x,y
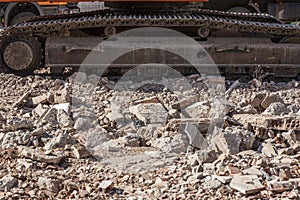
0,0 -> 209,2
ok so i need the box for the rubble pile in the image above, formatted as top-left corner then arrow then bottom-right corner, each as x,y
0,72 -> 299,199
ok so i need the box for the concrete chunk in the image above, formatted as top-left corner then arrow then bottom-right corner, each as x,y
171,95 -> 198,110
267,178 -> 300,192
0,175 -> 18,191
230,175 -> 265,195
129,103 -> 168,125
71,144 -> 91,159
38,177 -> 60,193
31,94 -> 49,106
12,91 -> 30,108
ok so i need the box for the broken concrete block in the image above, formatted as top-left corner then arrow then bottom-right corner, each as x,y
251,92 -> 266,108
57,109 -> 74,128
171,95 -> 198,110
211,127 -> 241,155
12,91 -> 30,108
219,126 -> 255,151
263,102 -> 289,115
2,130 -> 31,146
54,86 -> 71,104
182,101 -> 210,119
282,130 -> 297,145
242,167 -> 263,177
5,117 -> 33,131
99,180 -> 114,192
184,122 -> 208,149
196,146 -> 220,164
233,114 -> 300,132
0,175 -> 18,191
31,94 -> 49,106
212,175 -> 232,184
230,175 -> 265,195
210,98 -> 235,128
53,103 -> 70,115
160,134 -> 189,154
71,144 -> 91,159
261,93 -> 283,109
267,178 -> 300,192
39,107 -> 58,125
129,103 -> 168,125
38,177 -> 60,193
19,147 -> 62,164
136,125 -> 157,142
106,109 -> 125,124
74,117 -> 92,132
44,132 -> 76,150
258,143 -> 277,156
33,104 -> 47,117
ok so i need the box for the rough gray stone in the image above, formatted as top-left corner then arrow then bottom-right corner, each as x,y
282,130 -> 297,145
263,102 -> 289,115
251,92 -> 266,108
39,107 -> 58,125
211,127 -> 241,155
184,122 -> 208,149
44,132 -> 77,150
203,178 -> 222,190
5,117 -> 33,131
0,175 -> 18,191
2,130 -> 31,146
74,117 -> 92,132
38,177 -> 60,193
196,145 -> 220,164
71,144 -> 91,159
57,109 -> 74,128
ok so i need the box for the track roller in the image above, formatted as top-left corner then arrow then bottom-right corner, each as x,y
0,34 -> 42,75
197,26 -> 210,38
104,26 -> 117,37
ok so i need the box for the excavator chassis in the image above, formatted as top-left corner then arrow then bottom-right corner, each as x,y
44,37 -> 300,79
0,8 -> 300,79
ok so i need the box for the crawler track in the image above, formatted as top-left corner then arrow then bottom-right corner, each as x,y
2,9 -> 300,37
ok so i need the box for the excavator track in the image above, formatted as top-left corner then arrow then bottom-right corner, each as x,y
2,9 -> 299,37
